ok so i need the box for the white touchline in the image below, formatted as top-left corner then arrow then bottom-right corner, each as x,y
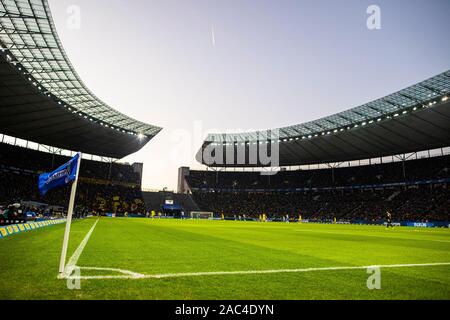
59,219 -> 99,279
63,262 -> 450,281
295,229 -> 450,243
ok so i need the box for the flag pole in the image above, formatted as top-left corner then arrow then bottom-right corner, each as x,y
59,152 -> 82,275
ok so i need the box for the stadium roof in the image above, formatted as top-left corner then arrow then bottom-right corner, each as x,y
0,0 -> 162,159
197,71 -> 450,167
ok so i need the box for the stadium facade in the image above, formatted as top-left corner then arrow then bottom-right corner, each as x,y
181,71 -> 450,225
0,0 -> 162,159
196,71 -> 450,168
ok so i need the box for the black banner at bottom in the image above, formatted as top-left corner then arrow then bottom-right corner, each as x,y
0,300 -> 448,319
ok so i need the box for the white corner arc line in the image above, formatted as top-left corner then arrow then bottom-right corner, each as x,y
60,219 -> 99,278
64,262 -> 450,281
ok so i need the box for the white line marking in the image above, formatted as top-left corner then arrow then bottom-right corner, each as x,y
79,267 -> 145,279
295,229 -> 450,243
64,262 -> 450,280
58,219 -> 99,279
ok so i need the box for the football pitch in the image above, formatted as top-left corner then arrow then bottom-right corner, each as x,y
1,217 -> 450,300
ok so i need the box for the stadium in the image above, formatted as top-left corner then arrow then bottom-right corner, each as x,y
1,0 -> 450,302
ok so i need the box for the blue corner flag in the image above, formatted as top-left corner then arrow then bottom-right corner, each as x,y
38,153 -> 81,196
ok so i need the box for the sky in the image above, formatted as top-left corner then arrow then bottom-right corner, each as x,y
47,0 -> 450,191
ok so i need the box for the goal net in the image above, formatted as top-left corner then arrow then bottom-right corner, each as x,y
191,211 -> 214,220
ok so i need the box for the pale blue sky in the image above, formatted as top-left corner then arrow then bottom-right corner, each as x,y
47,0 -> 450,190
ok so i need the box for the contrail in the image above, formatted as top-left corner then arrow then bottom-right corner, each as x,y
211,25 -> 216,47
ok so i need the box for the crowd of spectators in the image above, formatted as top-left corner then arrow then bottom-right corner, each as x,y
188,154 -> 450,222
0,170 -> 145,217
0,142 -> 146,218
0,142 -> 142,184
192,186 -> 450,222
187,155 -> 450,190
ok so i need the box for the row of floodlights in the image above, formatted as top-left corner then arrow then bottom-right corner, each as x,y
1,47 -> 147,140
212,96 -> 448,147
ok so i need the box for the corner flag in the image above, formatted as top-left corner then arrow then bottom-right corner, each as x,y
38,153 -> 81,196
38,152 -> 83,275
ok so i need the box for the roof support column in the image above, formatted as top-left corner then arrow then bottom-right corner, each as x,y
108,162 -> 112,181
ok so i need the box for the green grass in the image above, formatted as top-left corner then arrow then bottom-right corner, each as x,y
1,217 -> 450,300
